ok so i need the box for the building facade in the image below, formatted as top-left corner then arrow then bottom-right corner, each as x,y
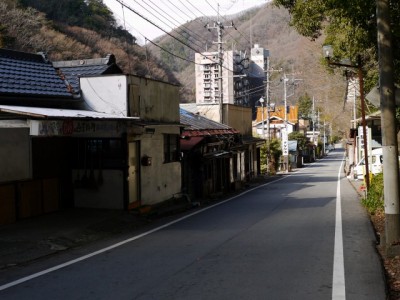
0,49 -> 182,224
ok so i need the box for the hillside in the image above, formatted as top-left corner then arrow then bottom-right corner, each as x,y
150,3 -> 354,136
0,0 -> 178,84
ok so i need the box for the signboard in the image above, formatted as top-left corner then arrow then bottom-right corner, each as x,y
282,130 -> 289,156
30,120 -> 127,138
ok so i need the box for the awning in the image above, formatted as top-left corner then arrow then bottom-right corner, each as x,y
181,136 -> 204,151
242,135 -> 265,146
0,105 -> 138,120
0,119 -> 29,128
0,105 -> 139,137
203,150 -> 231,158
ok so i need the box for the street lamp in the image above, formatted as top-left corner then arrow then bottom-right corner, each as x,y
323,45 -> 370,190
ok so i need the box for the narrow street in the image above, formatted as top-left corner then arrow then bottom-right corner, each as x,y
0,149 -> 386,299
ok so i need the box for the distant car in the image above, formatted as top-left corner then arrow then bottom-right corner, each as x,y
326,144 -> 335,151
353,148 -> 384,180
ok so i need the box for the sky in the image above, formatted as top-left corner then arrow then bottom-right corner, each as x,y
103,0 -> 269,45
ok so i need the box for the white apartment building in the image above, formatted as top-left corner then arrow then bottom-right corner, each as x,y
194,50 -> 245,105
194,45 -> 269,122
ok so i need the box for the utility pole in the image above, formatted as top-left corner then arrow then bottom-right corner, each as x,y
312,96 -> 317,161
206,4 -> 233,124
376,0 -> 400,254
266,56 -> 270,175
283,73 -> 288,125
282,73 -> 289,172
357,55 -> 370,190
323,45 -> 370,189
323,119 -> 326,155
264,57 -> 281,175
265,55 -> 270,141
264,63 -> 282,141
312,96 -> 315,145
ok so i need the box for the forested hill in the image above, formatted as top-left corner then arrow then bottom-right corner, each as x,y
0,0 -> 178,84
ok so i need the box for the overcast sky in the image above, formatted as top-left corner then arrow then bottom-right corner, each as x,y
103,0 -> 268,44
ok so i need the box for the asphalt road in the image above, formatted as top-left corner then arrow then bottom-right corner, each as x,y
0,149 -> 386,299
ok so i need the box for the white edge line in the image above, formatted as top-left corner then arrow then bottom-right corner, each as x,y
0,175 -> 290,291
332,156 -> 346,299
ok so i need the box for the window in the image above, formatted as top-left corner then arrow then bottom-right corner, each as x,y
73,139 -> 125,169
164,134 -> 179,163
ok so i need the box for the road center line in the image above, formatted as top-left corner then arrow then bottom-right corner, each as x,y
332,158 -> 346,299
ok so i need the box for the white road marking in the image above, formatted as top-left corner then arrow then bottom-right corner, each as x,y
0,176 -> 285,291
332,159 -> 346,299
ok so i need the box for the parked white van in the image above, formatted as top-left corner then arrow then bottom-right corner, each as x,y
370,148 -> 383,175
353,148 -> 383,180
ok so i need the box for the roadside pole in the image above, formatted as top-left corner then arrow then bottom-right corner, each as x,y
376,0 -> 400,254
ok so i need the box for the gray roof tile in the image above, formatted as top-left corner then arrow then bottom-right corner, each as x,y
0,49 -> 74,99
180,107 -> 234,131
53,54 -> 123,91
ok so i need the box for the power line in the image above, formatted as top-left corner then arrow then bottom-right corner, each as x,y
146,38 -> 200,65
112,3 -> 201,68
185,0 -> 213,23
171,0 -> 210,27
115,1 -> 199,52
114,0 -> 234,72
201,0 -> 253,63
128,0 -> 206,50
144,0 -> 209,46
204,0 -> 252,46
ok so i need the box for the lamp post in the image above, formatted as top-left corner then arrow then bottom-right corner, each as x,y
323,45 -> 370,190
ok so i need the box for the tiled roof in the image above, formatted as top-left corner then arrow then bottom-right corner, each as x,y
53,54 -> 123,91
180,107 -> 239,136
0,49 -> 75,99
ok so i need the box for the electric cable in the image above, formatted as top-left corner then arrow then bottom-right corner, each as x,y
146,38 -> 201,65
181,0 -> 213,22
204,0 -> 253,46
129,0 -> 206,50
144,0 -> 209,46
114,0 -> 233,71
170,0 -> 211,27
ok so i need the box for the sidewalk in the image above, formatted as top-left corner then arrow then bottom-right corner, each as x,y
0,208 -> 149,270
347,174 -> 368,197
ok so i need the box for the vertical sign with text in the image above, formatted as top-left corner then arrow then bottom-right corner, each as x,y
282,129 -> 289,156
